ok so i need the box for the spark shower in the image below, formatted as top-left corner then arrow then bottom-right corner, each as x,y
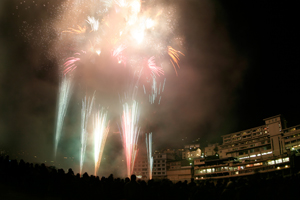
52,0 -> 185,178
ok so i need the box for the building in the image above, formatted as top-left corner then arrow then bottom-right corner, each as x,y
204,143 -> 219,156
133,156 -> 149,180
152,152 -> 175,179
167,159 -> 193,182
282,124 -> 300,153
192,114 -> 300,180
218,115 -> 285,160
194,154 -> 291,180
182,142 -> 201,160
152,115 -> 300,181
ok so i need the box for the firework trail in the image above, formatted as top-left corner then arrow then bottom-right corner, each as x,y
54,75 -> 73,157
120,100 -> 140,177
80,94 -> 95,175
145,132 -> 153,180
93,107 -> 110,176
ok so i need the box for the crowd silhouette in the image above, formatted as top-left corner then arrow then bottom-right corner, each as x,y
0,155 -> 299,200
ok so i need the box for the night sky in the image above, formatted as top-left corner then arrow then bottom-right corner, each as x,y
0,0 -> 299,175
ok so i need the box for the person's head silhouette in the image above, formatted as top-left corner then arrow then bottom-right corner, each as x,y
131,174 -> 136,182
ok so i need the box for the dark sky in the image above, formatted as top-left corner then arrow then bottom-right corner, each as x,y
0,0 -> 299,173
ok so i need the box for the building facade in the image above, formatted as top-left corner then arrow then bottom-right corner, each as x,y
182,143 -> 201,160
218,115 -> 285,160
205,143 -> 219,156
133,156 -> 149,180
152,152 -> 175,179
167,159 -> 192,182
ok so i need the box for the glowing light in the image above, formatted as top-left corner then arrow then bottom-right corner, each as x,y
54,75 -> 73,157
120,101 -> 140,177
146,18 -> 155,29
93,107 -> 110,176
131,26 -> 144,44
130,0 -> 141,14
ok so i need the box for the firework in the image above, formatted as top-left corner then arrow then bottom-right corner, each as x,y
86,16 -> 100,32
112,44 -> 127,64
62,25 -> 86,34
120,100 -> 140,177
22,0 -> 187,175
80,94 -> 95,175
93,107 -> 110,176
145,132 -> 153,180
149,77 -> 157,104
63,51 -> 85,75
54,75 -> 73,157
148,56 -> 164,77
168,46 -> 185,76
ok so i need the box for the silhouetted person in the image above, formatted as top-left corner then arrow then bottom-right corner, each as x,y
67,168 -> 74,176
188,178 -> 196,188
125,177 -> 130,184
124,174 -> 141,200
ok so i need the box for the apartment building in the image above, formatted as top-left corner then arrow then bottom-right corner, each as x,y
194,154 -> 291,180
218,115 -> 285,160
205,143 -> 219,156
167,159 -> 193,182
182,142 -> 201,159
133,156 -> 149,180
152,152 -> 175,179
191,114 -> 300,180
283,124 -> 300,152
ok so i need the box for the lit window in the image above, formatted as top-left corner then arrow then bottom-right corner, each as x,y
254,162 -> 262,166
268,160 -> 275,165
283,157 -> 289,162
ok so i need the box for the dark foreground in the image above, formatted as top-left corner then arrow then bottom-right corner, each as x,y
0,156 -> 299,200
